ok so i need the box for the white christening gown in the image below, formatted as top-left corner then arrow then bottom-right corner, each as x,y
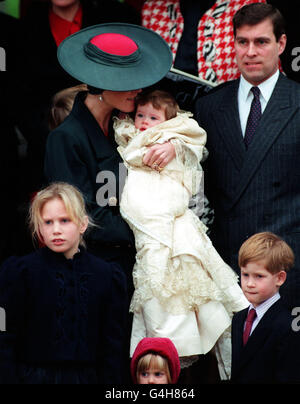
114,112 -> 248,379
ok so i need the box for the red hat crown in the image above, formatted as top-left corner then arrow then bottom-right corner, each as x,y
90,33 -> 138,56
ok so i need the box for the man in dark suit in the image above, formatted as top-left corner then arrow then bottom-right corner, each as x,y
195,3 -> 300,308
231,232 -> 300,384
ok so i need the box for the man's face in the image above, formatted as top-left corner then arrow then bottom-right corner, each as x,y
234,18 -> 286,85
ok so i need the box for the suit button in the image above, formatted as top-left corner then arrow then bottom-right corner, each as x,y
108,196 -> 118,206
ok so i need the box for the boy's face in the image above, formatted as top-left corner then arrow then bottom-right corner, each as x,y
241,261 -> 286,307
137,368 -> 169,384
134,103 -> 166,131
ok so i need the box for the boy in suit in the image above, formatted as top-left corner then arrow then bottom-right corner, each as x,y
231,232 -> 300,384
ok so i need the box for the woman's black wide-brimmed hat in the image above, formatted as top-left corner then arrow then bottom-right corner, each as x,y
57,23 -> 173,91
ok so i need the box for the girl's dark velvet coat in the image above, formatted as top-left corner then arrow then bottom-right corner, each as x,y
0,247 -> 128,384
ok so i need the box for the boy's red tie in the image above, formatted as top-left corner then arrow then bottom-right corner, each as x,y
243,308 -> 257,345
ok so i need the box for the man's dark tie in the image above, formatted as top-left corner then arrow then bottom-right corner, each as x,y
244,86 -> 261,148
243,308 -> 257,345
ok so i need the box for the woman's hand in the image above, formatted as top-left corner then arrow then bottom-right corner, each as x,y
143,142 -> 176,171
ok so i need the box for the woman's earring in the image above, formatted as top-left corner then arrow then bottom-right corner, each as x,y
99,94 -> 103,102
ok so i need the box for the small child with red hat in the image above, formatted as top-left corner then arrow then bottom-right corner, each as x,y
131,338 -> 181,384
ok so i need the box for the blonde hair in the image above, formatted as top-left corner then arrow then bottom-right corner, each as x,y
29,182 -> 93,247
49,84 -> 88,130
136,90 -> 179,120
136,353 -> 171,383
238,232 -> 294,274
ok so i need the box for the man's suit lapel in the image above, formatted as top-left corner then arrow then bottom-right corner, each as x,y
230,74 -> 298,208
214,80 -> 247,171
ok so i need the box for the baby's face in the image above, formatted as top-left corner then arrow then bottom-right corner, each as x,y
134,103 -> 166,131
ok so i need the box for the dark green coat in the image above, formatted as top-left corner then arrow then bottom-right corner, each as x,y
44,92 -> 135,280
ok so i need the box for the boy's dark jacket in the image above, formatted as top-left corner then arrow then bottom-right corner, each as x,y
231,299 -> 300,384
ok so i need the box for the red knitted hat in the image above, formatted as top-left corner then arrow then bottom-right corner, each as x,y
131,338 -> 181,384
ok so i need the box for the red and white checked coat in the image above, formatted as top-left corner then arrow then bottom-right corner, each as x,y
142,0 -> 266,85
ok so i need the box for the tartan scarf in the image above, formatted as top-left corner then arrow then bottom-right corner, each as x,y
142,0 -> 266,85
